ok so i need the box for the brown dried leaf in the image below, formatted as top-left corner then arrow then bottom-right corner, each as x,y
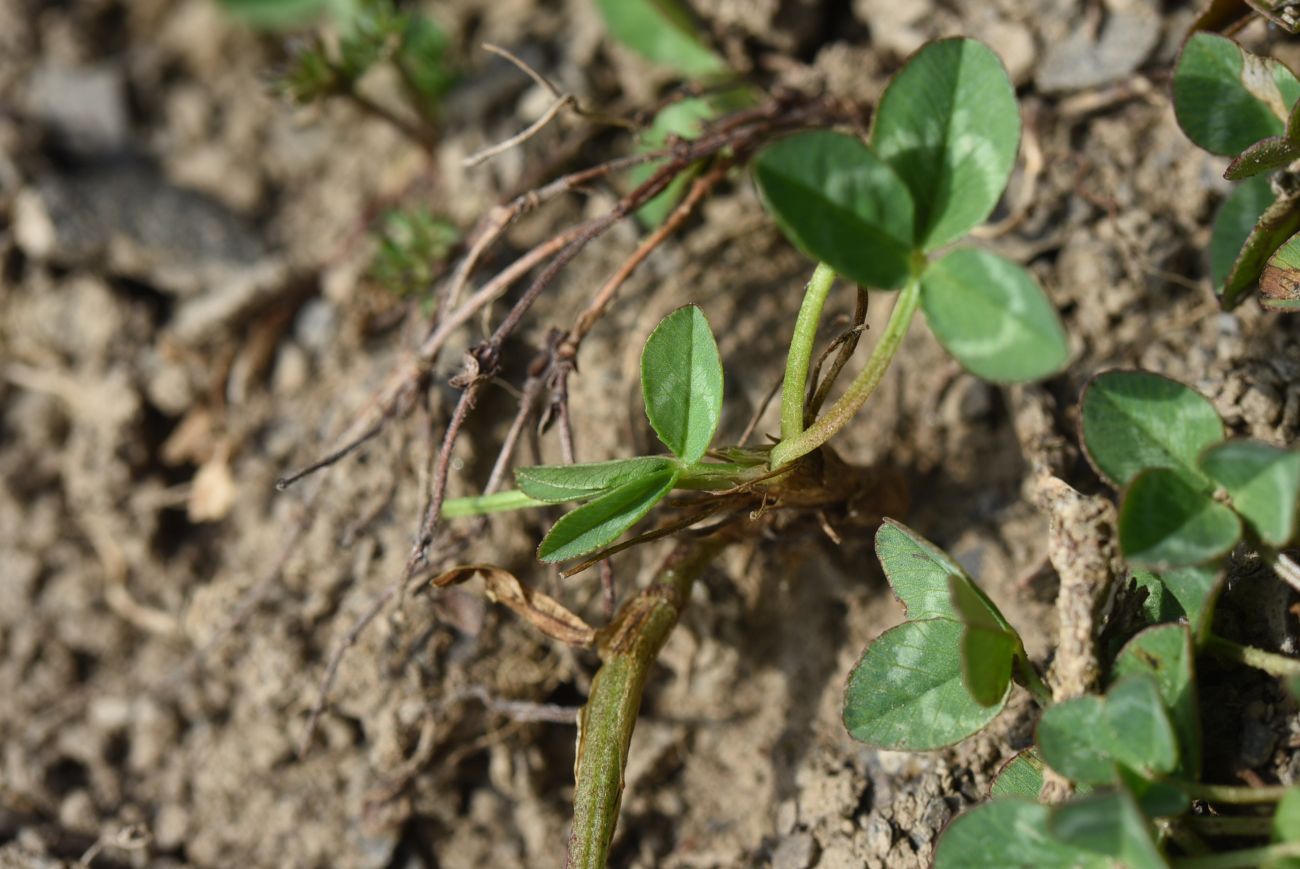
431,564 -> 596,647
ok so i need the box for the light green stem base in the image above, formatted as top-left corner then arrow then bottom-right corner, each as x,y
780,263 -> 837,442
769,271 -> 921,469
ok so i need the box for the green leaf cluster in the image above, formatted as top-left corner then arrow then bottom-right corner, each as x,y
515,305 -> 745,562
933,625 -> 1202,868
752,39 -> 1069,383
843,521 -> 1032,750
369,207 -> 459,300
1174,32 -> 1300,310
269,0 -> 455,112
1081,370 -> 1300,568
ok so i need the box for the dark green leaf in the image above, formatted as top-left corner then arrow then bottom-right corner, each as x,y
594,0 -> 725,78
990,750 -> 1045,800
949,573 -> 1020,707
1223,186 -> 1300,309
934,799 -> 1109,868
537,469 -> 678,562
919,249 -> 1069,383
1130,570 -> 1186,625
1114,623 -> 1201,778
1079,370 -> 1224,489
1225,135 -> 1300,180
871,38 -> 1021,250
515,457 -> 677,503
1047,790 -> 1166,868
1261,228 -> 1300,311
640,305 -> 723,463
843,618 -> 1006,750
753,131 -> 915,289
1117,765 -> 1190,819
1119,468 -> 1242,568
1210,174 -> 1274,291
1173,32 -> 1300,156
1201,440 -> 1300,545
874,519 -> 965,620
1154,563 -> 1224,639
1037,695 -> 1114,785
1102,676 -> 1178,777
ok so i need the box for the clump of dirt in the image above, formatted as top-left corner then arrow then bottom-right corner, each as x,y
2,0 -> 1298,867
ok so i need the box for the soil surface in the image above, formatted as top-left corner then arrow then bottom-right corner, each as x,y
2,0 -> 1299,867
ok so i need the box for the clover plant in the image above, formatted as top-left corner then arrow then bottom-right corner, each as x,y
845,370 -> 1300,867
1174,31 -> 1300,310
443,38 -> 1069,562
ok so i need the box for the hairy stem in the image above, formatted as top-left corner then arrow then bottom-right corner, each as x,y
566,538 -> 728,867
1204,633 -> 1300,678
769,270 -> 922,469
780,263 -> 837,442
1173,842 -> 1300,869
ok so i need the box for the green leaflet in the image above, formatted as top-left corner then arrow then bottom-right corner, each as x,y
594,0 -> 725,78
920,249 -> 1069,383
843,618 -> 1007,750
1080,370 -> 1224,488
1174,32 -> 1300,156
537,469 -> 679,562
872,38 -> 1021,250
1118,468 -> 1241,568
1201,440 -> 1300,545
516,457 -> 678,504
752,131 -> 915,290
640,306 -> 724,463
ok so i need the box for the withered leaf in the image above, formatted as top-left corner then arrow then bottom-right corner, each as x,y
431,564 -> 596,647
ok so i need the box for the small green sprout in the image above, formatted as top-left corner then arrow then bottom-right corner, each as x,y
1173,31 -> 1300,310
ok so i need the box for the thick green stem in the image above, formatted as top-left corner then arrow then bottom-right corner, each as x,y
780,263 -> 838,442
1174,842 -> 1300,869
1204,633 -> 1300,678
440,488 -> 546,518
1015,654 -> 1053,707
769,271 -> 922,469
566,538 -> 727,867
1182,782 -> 1292,804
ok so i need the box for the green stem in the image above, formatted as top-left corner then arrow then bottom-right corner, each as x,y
1183,782 -> 1291,804
440,488 -> 546,518
780,263 -> 838,442
1014,654 -> 1053,707
1184,815 -> 1274,837
1203,633 -> 1300,678
566,538 -> 727,868
1173,842 -> 1300,869
769,270 -> 922,469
